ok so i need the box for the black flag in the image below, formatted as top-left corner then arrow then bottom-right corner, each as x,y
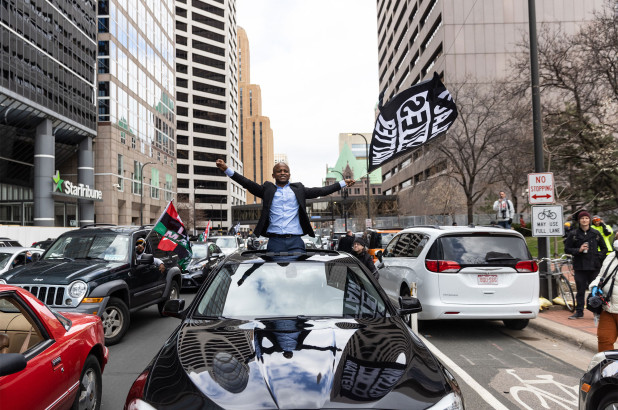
368,72 -> 458,172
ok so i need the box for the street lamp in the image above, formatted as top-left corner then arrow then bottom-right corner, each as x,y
348,133 -> 371,223
330,169 -> 348,231
193,183 -> 205,236
219,196 -> 226,232
140,161 -> 155,226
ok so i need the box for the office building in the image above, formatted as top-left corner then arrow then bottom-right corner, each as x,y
175,0 -> 242,233
0,0 -> 98,226
238,26 -> 274,204
95,0 -> 177,225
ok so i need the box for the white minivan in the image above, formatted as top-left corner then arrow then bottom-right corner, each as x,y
377,225 -> 539,330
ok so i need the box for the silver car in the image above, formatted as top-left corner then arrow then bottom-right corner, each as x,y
0,247 -> 45,275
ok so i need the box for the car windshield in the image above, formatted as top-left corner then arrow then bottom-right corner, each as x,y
195,260 -> 388,319
438,235 -> 530,266
192,244 -> 209,259
44,233 -> 131,262
380,233 -> 396,247
212,238 -> 236,249
0,252 -> 12,268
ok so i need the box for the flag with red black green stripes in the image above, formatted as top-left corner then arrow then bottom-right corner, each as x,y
153,201 -> 192,269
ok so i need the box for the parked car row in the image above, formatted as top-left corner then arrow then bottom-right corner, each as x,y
1,226 -> 616,409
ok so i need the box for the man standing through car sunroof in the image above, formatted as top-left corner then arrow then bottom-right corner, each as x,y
216,159 -> 355,253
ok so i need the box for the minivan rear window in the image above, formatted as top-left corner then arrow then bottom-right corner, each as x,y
436,235 -> 530,266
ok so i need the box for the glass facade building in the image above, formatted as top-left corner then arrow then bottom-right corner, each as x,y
0,0 -> 98,226
95,0 -> 177,224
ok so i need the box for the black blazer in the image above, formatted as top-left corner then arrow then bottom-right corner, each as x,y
230,171 -> 342,237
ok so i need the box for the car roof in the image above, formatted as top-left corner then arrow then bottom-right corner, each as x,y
224,249 -> 353,264
62,225 -> 149,235
0,247 -> 43,253
399,225 -> 524,237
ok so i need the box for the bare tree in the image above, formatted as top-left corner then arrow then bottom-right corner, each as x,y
509,2 -> 618,215
433,81 -> 521,223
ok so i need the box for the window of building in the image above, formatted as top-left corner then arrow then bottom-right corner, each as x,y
165,174 -> 173,201
117,154 -> 124,191
151,168 -> 160,199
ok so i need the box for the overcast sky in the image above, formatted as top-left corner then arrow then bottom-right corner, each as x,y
237,0 -> 379,187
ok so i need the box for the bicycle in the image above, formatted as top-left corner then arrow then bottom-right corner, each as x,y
538,209 -> 558,220
537,255 -> 575,312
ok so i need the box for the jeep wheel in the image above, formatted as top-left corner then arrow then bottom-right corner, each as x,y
158,281 -> 180,316
101,297 -> 130,345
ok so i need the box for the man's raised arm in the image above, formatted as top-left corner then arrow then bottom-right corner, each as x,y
216,159 -> 265,198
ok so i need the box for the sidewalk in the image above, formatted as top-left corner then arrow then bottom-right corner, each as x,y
529,305 -> 600,353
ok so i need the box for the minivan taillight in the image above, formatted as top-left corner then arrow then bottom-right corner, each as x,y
515,260 -> 538,273
425,260 -> 461,273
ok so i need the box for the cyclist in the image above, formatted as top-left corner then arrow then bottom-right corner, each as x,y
564,211 -> 607,319
592,215 -> 614,255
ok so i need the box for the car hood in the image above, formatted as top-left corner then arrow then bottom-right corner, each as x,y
143,317 -> 452,409
2,259 -> 126,284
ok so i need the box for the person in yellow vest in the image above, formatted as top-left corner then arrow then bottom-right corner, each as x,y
592,215 -> 614,255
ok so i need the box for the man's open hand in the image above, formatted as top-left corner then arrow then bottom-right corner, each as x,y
215,159 -> 227,171
344,179 -> 355,187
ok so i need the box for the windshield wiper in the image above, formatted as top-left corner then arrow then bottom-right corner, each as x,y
78,256 -> 107,260
46,257 -> 75,262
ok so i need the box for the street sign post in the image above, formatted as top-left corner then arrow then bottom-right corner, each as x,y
531,205 -> 563,237
528,172 -> 555,204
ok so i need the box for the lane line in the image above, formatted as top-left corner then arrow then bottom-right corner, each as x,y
489,353 -> 506,365
420,335 -> 510,410
460,354 -> 476,366
512,353 -> 533,364
491,342 -> 504,351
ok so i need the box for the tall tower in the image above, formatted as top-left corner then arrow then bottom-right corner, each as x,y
175,0 -> 242,233
96,0 -> 177,225
238,27 -> 274,204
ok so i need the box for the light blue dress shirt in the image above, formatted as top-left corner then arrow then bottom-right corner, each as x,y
225,168 -> 346,234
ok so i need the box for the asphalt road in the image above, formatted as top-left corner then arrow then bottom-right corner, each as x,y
418,319 -> 590,410
100,290 -> 197,410
101,300 -> 590,410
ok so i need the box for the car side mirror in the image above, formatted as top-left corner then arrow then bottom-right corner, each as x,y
398,296 -> 422,315
376,250 -> 384,263
138,253 -> 154,264
0,353 -> 27,377
162,298 -> 185,319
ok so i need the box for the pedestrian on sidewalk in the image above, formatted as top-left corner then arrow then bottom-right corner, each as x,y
588,238 -> 618,352
592,215 -> 614,255
565,211 -> 608,319
351,237 -> 378,279
492,191 -> 515,229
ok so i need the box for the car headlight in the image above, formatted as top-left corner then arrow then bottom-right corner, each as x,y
588,351 -> 607,371
0,279 -> 6,285
67,280 -> 88,300
428,392 -> 464,409
190,262 -> 206,272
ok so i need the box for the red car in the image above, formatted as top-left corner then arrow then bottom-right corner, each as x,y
0,285 -> 108,409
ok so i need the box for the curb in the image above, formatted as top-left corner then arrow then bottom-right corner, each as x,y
528,315 -> 598,353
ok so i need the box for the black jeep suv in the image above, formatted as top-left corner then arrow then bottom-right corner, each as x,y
0,224 -> 182,345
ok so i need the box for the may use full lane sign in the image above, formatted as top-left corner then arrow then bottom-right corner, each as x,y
531,205 -> 564,237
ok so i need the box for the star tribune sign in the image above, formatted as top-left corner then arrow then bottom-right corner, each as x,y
52,171 -> 103,200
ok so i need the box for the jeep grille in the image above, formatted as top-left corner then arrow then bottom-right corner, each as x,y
17,285 -> 66,307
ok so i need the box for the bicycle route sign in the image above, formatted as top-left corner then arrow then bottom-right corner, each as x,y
531,205 -> 564,237
528,172 -> 555,204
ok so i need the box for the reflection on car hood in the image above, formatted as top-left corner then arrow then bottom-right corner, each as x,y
2,259 -> 126,284
143,317 -> 451,409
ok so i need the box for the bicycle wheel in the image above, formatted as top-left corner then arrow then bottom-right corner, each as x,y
558,274 -> 575,312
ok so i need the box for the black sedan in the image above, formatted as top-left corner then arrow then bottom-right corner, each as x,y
125,249 -> 464,409
181,242 -> 226,289
579,349 -> 618,409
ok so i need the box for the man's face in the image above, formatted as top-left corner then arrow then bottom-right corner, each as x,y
580,216 -> 591,228
136,243 -> 144,253
272,163 -> 290,185
352,242 -> 364,252
499,192 -> 506,199
593,217 -> 601,226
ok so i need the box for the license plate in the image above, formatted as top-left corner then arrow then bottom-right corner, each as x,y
478,274 -> 498,285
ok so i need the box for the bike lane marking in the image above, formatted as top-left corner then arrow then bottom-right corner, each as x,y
420,335 -> 510,410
